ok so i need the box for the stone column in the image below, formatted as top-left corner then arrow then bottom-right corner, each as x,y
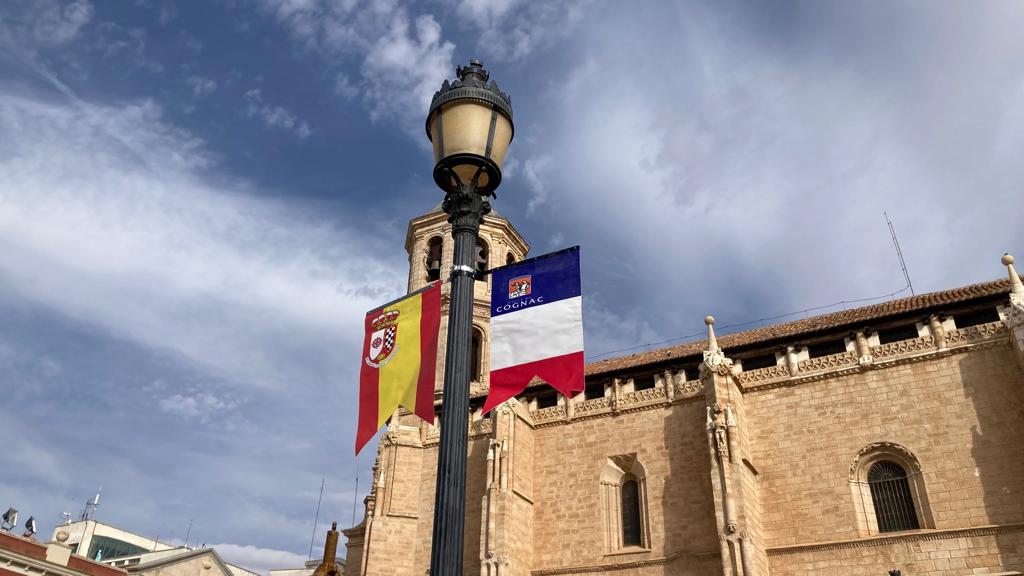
700,316 -> 762,576
479,399 -> 534,576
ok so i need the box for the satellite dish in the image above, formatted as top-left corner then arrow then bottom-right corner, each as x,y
1,508 -> 17,531
23,516 -> 37,538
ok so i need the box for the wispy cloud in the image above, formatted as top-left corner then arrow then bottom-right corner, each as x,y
256,0 -> 454,136
244,88 -> 312,139
187,75 -> 217,97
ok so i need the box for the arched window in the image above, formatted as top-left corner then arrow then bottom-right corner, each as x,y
506,251 -> 516,266
868,461 -> 919,532
426,236 -> 443,282
600,455 -> 649,552
475,238 -> 489,274
621,476 -> 642,546
471,328 -> 483,382
849,443 -> 932,535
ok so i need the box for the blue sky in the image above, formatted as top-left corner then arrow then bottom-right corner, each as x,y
2,0 -> 1024,572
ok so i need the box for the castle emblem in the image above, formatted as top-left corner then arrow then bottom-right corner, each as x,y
366,309 -> 400,368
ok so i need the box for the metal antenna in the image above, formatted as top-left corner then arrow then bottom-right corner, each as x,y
307,478 -> 325,560
885,211 -> 914,296
184,519 -> 192,549
351,473 -> 360,527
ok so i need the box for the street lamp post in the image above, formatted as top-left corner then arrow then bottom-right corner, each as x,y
425,60 -> 514,576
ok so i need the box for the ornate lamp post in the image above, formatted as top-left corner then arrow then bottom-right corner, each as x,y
425,59 -> 513,576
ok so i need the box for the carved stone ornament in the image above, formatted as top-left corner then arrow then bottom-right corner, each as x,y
727,522 -> 737,534
848,441 -> 922,480
700,349 -> 734,378
1007,293 -> 1024,329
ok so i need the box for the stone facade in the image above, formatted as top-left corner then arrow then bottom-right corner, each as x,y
343,206 -> 1024,575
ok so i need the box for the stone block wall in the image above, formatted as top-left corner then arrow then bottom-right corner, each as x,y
745,343 -> 1024,571
529,400 -> 718,574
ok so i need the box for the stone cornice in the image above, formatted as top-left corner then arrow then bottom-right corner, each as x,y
767,523 -> 1024,556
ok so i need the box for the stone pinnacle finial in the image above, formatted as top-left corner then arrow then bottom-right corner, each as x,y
312,522 -> 340,576
1004,253 -> 1024,296
705,315 -> 719,352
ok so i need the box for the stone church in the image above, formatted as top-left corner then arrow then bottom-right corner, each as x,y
343,204 -> 1024,575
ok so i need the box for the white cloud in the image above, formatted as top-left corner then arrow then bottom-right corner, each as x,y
209,543 -> 307,574
516,2 -> 1024,353
448,0 -> 590,62
187,76 -> 218,97
523,155 -> 551,214
0,0 -> 94,48
244,88 -> 312,139
257,0 -> 454,136
0,88 -> 402,391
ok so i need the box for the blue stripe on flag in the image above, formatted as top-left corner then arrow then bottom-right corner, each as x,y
491,248 -> 580,318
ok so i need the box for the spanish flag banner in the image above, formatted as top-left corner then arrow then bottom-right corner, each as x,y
356,282 -> 441,454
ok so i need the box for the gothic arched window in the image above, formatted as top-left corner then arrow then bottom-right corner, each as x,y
600,455 -> 649,552
850,443 -> 932,535
621,476 -> 642,546
868,461 -> 919,532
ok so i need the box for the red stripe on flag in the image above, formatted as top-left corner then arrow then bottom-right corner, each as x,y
356,310 -> 381,455
483,351 -> 585,413
415,283 -> 441,421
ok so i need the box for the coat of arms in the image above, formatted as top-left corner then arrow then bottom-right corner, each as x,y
508,275 -> 531,298
366,309 -> 400,368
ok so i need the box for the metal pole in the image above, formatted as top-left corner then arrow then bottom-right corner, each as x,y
428,179 -> 490,576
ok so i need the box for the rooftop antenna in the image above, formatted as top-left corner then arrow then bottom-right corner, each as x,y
307,478 -> 325,561
885,211 -> 914,296
183,519 -> 192,549
80,487 -> 101,521
61,512 -> 72,525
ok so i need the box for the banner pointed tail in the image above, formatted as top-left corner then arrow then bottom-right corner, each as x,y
355,282 -> 441,455
483,351 -> 585,413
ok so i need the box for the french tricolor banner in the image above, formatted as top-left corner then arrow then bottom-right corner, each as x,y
483,246 -> 585,413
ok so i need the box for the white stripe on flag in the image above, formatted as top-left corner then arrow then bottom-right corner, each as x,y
490,296 -> 583,371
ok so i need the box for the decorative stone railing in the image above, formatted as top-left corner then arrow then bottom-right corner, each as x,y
870,336 -> 932,359
574,395 -> 611,416
945,320 -> 1006,346
674,378 -> 704,399
617,386 -> 667,410
469,417 -> 493,437
532,405 -> 567,425
797,350 -> 857,373
736,363 -> 790,385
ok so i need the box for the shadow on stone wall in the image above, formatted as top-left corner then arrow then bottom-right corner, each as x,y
662,400 -> 721,574
960,346 -> 1024,571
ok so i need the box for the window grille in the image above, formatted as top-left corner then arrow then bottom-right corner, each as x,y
621,478 -> 642,546
868,461 -> 920,532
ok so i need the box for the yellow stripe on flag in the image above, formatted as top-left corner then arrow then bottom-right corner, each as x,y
376,291 -> 424,427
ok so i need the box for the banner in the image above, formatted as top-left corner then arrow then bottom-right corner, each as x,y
356,282 -> 440,454
484,247 -> 584,412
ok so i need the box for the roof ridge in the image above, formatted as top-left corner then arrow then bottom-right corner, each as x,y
585,276 -> 1014,376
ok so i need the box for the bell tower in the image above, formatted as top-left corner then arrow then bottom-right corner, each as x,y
405,202 -> 529,396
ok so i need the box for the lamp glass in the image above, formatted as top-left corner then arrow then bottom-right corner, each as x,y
430,100 -> 513,189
